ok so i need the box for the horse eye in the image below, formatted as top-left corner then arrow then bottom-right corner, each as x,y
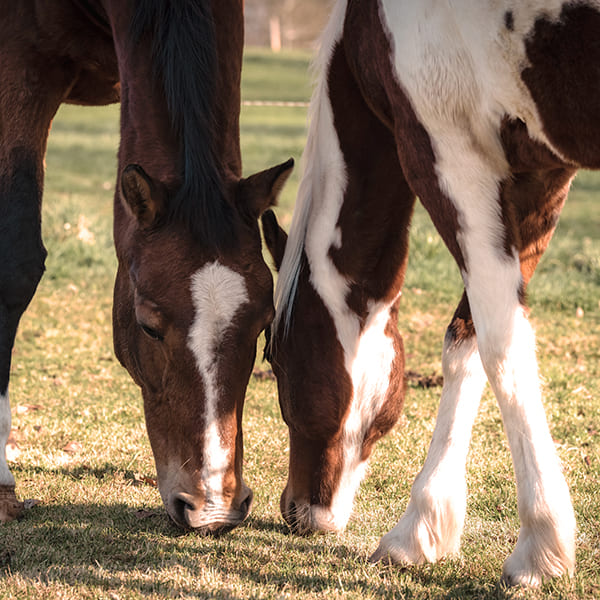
139,323 -> 163,341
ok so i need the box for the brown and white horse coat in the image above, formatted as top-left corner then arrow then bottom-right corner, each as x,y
267,0 -> 598,586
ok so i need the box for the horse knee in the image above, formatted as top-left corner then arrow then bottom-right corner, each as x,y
1,248 -> 47,311
488,308 -> 533,358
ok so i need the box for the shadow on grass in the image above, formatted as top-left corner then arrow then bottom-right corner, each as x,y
0,500 -> 533,599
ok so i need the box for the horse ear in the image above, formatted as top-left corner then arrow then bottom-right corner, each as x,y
237,158 -> 294,221
261,209 -> 288,271
120,164 -> 164,228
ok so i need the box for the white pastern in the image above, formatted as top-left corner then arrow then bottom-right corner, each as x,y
373,334 -> 487,564
0,391 -> 15,487
188,262 -> 249,504
379,1 -> 575,581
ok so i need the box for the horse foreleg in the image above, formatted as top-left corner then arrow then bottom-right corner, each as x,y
0,152 -> 48,523
371,293 -> 486,564
453,166 -> 574,585
0,390 -> 22,523
469,263 -> 575,586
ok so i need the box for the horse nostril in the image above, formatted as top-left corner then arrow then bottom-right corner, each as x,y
239,489 -> 254,519
171,493 -> 196,528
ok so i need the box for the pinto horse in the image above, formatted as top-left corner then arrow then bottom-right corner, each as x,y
0,0 -> 293,532
262,0 -> 598,586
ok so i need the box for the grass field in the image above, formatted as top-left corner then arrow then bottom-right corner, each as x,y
1,47 -> 599,599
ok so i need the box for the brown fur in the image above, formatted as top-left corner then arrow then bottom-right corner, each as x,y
0,0 -> 292,530
522,4 -> 600,168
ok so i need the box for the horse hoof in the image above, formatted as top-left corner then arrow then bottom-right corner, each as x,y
0,486 -> 24,523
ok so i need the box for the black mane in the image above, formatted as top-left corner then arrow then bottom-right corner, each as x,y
131,0 -> 234,248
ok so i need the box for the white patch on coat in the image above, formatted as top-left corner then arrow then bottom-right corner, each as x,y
379,0 -> 585,171
328,297 -> 400,529
0,391 -> 14,487
274,0 -> 398,529
188,262 -> 249,504
373,335 -> 487,563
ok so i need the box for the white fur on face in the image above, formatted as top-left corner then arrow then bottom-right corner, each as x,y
330,298 -> 401,529
275,0 -> 406,529
188,261 -> 249,504
0,391 -> 14,487
283,1 -> 374,527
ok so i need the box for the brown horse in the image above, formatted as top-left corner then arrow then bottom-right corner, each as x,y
263,0 -> 598,586
0,0 -> 292,532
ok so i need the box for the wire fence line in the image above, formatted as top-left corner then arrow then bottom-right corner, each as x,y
242,100 -> 310,107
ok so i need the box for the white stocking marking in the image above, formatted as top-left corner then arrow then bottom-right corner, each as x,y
480,306 -> 576,585
373,334 -> 487,563
377,0 -> 576,583
0,391 -> 15,487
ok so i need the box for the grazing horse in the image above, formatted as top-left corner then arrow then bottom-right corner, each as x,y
0,0 -> 293,532
263,0 -> 597,586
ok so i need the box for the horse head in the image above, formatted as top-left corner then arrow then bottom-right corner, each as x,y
113,159 -> 293,533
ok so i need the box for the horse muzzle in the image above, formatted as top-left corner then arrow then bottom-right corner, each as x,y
166,487 -> 253,534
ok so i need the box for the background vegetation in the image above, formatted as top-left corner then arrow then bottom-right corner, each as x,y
0,48 -> 598,599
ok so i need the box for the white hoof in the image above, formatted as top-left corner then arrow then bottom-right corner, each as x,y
369,532 -> 426,565
369,507 -> 461,566
501,525 -> 575,588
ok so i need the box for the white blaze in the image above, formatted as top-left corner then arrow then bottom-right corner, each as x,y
188,262 -> 249,504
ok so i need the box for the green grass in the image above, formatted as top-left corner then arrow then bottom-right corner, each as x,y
1,47 -> 599,599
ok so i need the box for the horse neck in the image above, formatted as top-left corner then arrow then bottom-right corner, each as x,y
109,0 -> 244,189
276,23 -> 415,335
210,0 -> 243,181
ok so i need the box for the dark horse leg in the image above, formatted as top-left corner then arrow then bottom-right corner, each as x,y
373,167 -> 576,581
0,47 -> 75,522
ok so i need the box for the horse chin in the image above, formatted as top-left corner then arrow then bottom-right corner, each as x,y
281,495 -> 347,535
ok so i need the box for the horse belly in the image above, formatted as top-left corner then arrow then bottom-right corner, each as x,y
521,2 -> 600,168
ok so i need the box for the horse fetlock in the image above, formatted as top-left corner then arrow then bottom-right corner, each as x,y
370,497 -> 463,565
502,528 -> 575,587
